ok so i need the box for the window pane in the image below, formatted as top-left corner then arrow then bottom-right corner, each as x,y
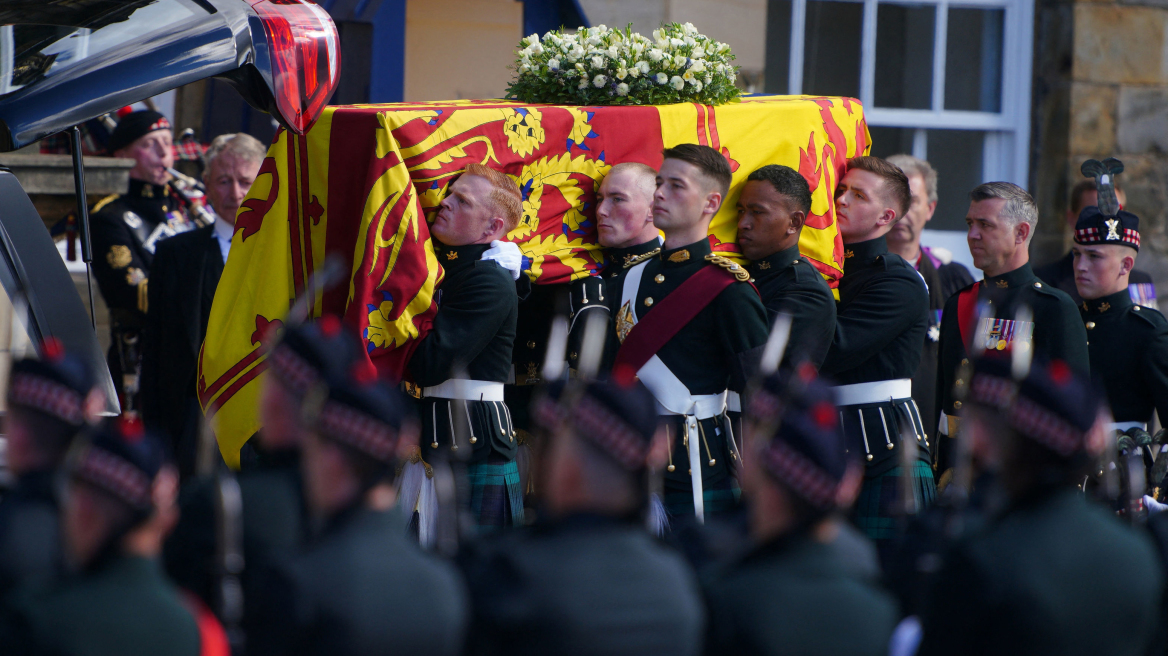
875,3 -> 934,109
928,129 -> 985,231
764,0 -> 792,94
945,7 -> 1004,112
868,126 -> 915,158
803,0 -> 862,98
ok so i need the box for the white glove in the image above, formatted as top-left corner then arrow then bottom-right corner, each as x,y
482,240 -> 523,280
1145,495 -> 1168,515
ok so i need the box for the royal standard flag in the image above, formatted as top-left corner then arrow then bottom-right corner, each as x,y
200,95 -> 869,466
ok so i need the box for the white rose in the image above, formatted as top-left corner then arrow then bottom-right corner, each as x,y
684,22 -> 698,35
656,72 -> 669,85
530,42 -> 544,55
638,60 -> 651,74
592,55 -> 605,69
586,36 -> 602,47
670,37 -> 684,47
593,74 -> 607,87
684,36 -> 696,47
673,55 -> 687,69
649,49 -> 664,62
670,75 -> 684,90
548,58 -> 560,71
690,59 -> 706,73
596,24 -> 608,32
617,82 -> 630,96
692,46 -> 705,59
693,80 -> 704,92
607,46 -> 619,59
652,29 -> 663,42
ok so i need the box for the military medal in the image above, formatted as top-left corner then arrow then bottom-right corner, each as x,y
975,317 -> 1034,353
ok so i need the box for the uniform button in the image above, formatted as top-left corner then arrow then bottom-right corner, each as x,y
644,297 -> 654,307
527,340 -> 536,349
750,278 -> 756,283
654,274 -> 665,283
1135,306 -> 1142,311
1086,321 -> 1095,330
955,379 -> 964,387
1034,282 -> 1042,288
793,260 -> 800,265
953,400 -> 962,409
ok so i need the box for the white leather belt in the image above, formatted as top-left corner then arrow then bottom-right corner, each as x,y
727,391 -> 741,413
655,391 -> 728,420
423,379 -> 504,402
1108,421 -> 1147,433
833,379 -> 912,407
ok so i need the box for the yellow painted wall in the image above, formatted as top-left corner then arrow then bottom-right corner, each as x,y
404,0 -> 524,101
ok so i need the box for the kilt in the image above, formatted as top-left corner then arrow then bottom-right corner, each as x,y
662,476 -> 741,518
468,454 -> 525,531
853,460 -> 937,542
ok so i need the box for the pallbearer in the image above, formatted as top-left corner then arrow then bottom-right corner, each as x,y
610,144 -> 769,520
819,156 -> 932,559
1071,159 -> 1168,432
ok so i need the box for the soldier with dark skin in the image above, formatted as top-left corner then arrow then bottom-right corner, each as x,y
609,144 -> 769,519
3,419 -> 200,656
251,338 -> 468,656
919,357 -> 1163,656
1071,205 -> 1168,430
0,343 -> 100,598
935,183 -> 1089,488
819,156 -> 932,559
89,111 -> 201,410
736,164 -> 836,369
461,379 -> 704,656
408,163 -> 523,530
704,366 -> 896,656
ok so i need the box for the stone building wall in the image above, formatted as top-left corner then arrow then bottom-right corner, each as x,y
1031,0 -> 1168,286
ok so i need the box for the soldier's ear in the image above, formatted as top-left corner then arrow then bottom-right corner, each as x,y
788,210 -> 806,234
1120,254 -> 1135,276
1015,220 -> 1032,245
484,217 -> 505,239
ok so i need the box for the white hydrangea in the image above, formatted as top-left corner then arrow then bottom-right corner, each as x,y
656,72 -> 669,85
578,79 -> 588,89
616,82 -> 630,96
670,75 -> 684,90
592,55 -> 605,69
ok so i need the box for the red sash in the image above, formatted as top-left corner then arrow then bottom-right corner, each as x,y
956,281 -> 982,351
613,265 -> 737,376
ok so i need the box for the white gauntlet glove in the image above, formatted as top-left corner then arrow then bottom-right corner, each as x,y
482,240 -> 523,280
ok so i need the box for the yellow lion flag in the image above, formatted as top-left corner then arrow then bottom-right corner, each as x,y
200,95 -> 869,466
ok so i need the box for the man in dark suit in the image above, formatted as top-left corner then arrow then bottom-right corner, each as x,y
140,133 -> 265,478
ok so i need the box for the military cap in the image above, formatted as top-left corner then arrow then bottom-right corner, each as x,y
107,110 -> 172,153
968,357 -> 1100,458
747,365 -> 848,511
70,416 -> 164,515
308,360 -> 414,465
267,315 -> 364,397
1074,207 -> 1140,251
8,337 -> 94,427
534,378 -> 658,471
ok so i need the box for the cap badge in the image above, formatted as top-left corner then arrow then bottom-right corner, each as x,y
1105,218 -> 1121,241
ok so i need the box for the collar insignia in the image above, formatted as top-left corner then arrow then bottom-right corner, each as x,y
995,279 -> 1009,289
1081,302 -> 1088,312
668,249 -> 690,263
1100,301 -> 1110,312
623,248 -> 660,269
758,261 -> 771,270
1105,218 -> 1121,241
844,249 -> 855,259
445,251 -> 458,260
142,185 -> 154,198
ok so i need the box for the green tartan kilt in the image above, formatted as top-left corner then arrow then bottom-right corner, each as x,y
662,476 -> 741,518
467,455 -> 525,532
853,460 -> 936,542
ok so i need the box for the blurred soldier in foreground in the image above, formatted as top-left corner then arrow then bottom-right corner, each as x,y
1070,160 -> 1168,431
461,378 -> 704,656
704,367 -> 896,656
89,111 -> 202,411
4,419 -> 200,656
141,132 -> 265,479
919,357 -> 1163,656
165,316 -> 363,636
936,183 -> 1088,487
736,164 -> 836,369
819,156 -> 932,559
609,144 -> 769,520
408,163 -> 522,530
886,155 -> 974,441
251,348 -> 467,656
0,342 -> 97,597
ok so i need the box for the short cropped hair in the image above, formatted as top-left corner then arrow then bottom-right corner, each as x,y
846,156 -> 911,218
661,144 -> 732,199
465,163 -> 522,233
204,133 -> 266,176
1069,178 -> 1123,216
886,154 -> 938,204
606,162 -> 657,198
970,181 -> 1038,241
746,165 -> 812,214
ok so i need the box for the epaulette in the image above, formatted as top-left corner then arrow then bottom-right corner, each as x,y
91,194 -> 119,214
623,248 -> 660,269
704,254 -> 750,282
1129,303 -> 1167,329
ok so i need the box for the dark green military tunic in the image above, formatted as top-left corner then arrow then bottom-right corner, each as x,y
919,489 -> 1163,656
703,531 -> 897,656
912,248 -> 975,441
1080,289 -> 1168,425
935,263 -> 1089,480
612,238 -> 769,515
4,555 -> 200,656
0,471 -> 61,598
409,242 -> 519,463
1035,250 -> 1157,306
252,507 -> 468,656
599,237 -> 662,369
461,513 -> 704,656
747,243 -> 837,369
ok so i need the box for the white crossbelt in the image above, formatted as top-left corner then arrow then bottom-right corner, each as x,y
423,379 -> 504,402
833,379 -> 912,407
1107,421 -> 1147,432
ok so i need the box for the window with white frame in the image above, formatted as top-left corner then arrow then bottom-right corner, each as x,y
764,0 -> 1034,231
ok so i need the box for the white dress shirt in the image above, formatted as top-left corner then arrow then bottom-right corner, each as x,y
211,211 -> 233,264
